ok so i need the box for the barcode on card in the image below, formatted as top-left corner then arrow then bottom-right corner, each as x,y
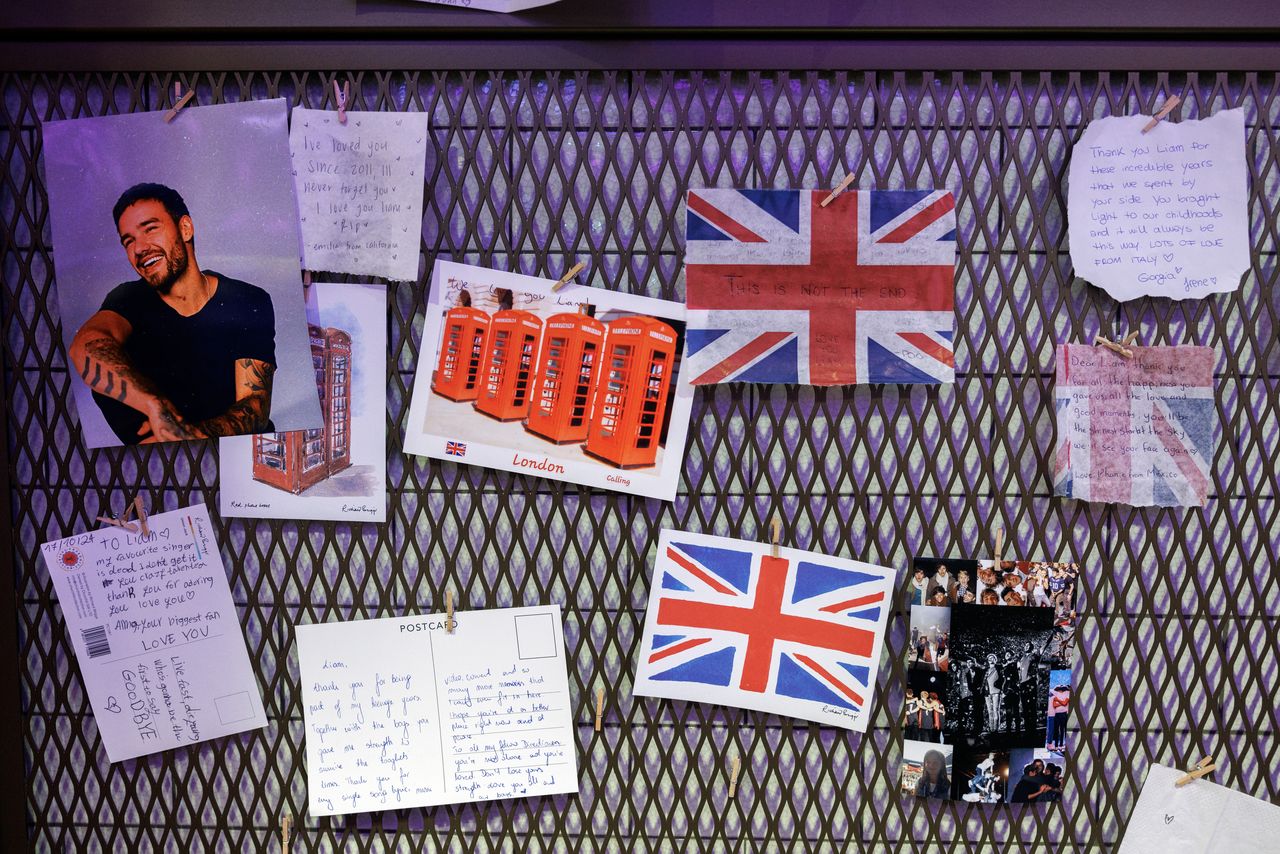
81,625 -> 111,659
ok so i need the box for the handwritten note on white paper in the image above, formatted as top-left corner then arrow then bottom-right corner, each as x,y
290,107 -> 428,281
1068,108 -> 1248,301
296,605 -> 577,816
39,504 -> 267,762
1119,763 -> 1280,853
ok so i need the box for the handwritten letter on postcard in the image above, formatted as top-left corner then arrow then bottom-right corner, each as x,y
39,504 -> 267,762
1068,108 -> 1248,301
1054,345 -> 1214,507
290,108 -> 428,281
296,605 -> 577,816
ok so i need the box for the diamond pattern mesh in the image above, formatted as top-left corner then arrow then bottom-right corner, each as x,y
1,69 -> 1278,851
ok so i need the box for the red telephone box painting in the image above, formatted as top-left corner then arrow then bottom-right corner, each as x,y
474,310 -> 543,422
582,315 -> 677,469
524,308 -> 607,444
252,324 -> 353,494
432,306 -> 491,402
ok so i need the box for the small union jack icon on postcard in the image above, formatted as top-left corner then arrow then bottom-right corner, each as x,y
634,528 -> 897,730
445,441 -> 467,457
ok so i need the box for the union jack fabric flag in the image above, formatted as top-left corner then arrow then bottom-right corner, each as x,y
445,441 -> 467,457
683,188 -> 957,385
634,529 -> 896,731
1054,344 -> 1214,507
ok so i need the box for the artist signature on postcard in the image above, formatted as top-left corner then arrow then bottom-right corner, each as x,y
821,705 -> 860,721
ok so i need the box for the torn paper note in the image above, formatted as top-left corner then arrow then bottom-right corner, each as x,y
1054,344 -> 1214,506
290,108 -> 428,281
1067,108 -> 1248,301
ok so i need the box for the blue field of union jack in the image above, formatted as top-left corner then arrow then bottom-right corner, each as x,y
635,530 -> 896,731
683,188 -> 957,385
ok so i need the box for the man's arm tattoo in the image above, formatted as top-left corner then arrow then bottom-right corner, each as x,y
80,352 -> 131,404
242,358 -> 273,394
148,403 -> 205,440
80,337 -> 162,408
196,398 -> 268,437
195,358 -> 275,437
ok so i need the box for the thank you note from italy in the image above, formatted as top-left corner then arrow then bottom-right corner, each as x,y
39,504 -> 267,762
296,605 -> 577,816
1068,108 -> 1247,301
290,107 -> 428,281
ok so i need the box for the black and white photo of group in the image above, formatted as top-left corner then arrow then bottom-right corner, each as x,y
901,557 -> 1078,803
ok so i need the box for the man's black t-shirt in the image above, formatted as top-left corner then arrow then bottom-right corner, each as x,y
93,272 -> 276,443
1010,772 -> 1044,803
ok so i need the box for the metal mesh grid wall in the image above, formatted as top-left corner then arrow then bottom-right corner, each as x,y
1,69 -> 1278,852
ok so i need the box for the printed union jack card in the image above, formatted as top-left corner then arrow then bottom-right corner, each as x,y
1054,344 -> 1215,507
635,529 -> 897,730
683,188 -> 957,385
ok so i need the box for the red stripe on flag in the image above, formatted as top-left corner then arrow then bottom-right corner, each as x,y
648,636 -> 711,664
687,193 -> 768,243
665,546 -> 737,596
896,332 -> 955,367
878,194 -> 956,244
692,331 -> 792,384
793,653 -> 864,706
818,591 -> 885,614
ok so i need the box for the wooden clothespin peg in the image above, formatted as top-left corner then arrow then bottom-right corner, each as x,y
1141,94 -> 1182,134
769,515 -> 781,559
994,525 -> 1005,570
280,814 -> 292,851
1121,330 -> 1140,347
164,82 -> 195,124
593,687 -> 605,733
133,496 -> 150,537
1175,755 -> 1217,787
1094,334 -> 1134,360
727,754 -> 742,798
97,500 -> 140,533
332,80 -> 351,125
1174,756 -> 1216,786
445,590 -> 455,634
302,271 -> 312,289
820,173 -> 856,208
551,261 -> 586,293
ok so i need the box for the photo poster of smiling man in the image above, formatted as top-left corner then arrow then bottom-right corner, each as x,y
41,99 -> 322,449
